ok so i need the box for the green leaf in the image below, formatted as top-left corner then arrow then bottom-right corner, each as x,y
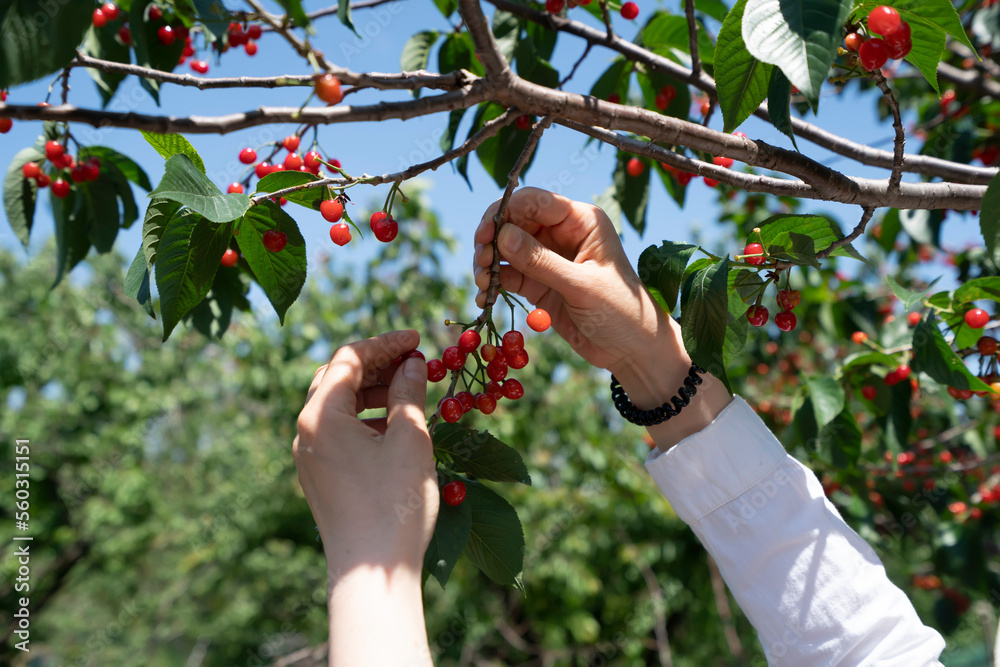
438,32 -> 484,77
654,161 -> 688,209
767,68 -> 798,149
758,213 -> 865,263
638,241 -> 698,313
77,177 -> 123,253
768,231 -> 819,268
155,213 -> 234,341
898,208 -> 942,246
401,30 -> 439,79
0,0 -> 92,88
431,0 -> 458,18
526,19 -> 558,62
235,201 -> 307,324
817,408 -> 861,469
433,424 -> 531,484
741,0 -> 853,109
192,0 -> 234,44
876,209 -> 901,253
337,0 -> 359,37
441,108 -> 468,154
81,24 -> 130,106
589,58 -> 629,103
255,171 -> 323,209
275,0 -> 312,30
695,0 -> 730,22
150,155 -> 250,222
954,277 -> 1000,305
463,482 -> 524,586
124,247 -> 155,319
475,103 -> 539,189
491,10 -> 521,64
141,132 -> 206,174
724,277 -> 750,363
82,152 -> 139,230
841,350 -> 901,372
680,257 -> 731,392
613,152 -> 650,235
805,374 -> 845,429
886,275 -> 940,311
3,146 -> 43,248
732,268 -> 766,303
51,187 -> 91,288
981,172 -> 1000,266
143,199 -> 180,267
424,488 -> 471,587
715,0 -> 772,133
641,13 -> 716,64
84,146 -> 153,191
514,39 -> 559,89
900,16 -> 945,94
911,313 -> 991,391
636,65 -> 691,121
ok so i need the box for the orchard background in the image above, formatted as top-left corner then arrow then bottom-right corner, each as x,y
1,0 -> 1000,664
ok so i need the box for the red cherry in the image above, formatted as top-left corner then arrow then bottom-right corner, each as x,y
515,114 -> 533,130
254,162 -> 271,179
607,93 -> 621,104
485,381 -> 504,399
315,74 -> 343,105
157,25 -> 175,46
320,199 -> 344,223
441,480 -> 466,505
117,25 -> 131,45
442,345 -> 466,371
886,37 -> 911,60
220,248 -> 239,267
70,165 -> 88,183
746,305 -> 769,327
35,173 -> 50,188
896,365 -> 911,381
701,99 -> 711,115
0,118 -> 11,134
501,379 -> 524,400
545,0 -> 564,12
507,348 -> 529,369
859,39 -> 889,71
862,385 -> 877,400
851,331 -> 868,344
476,393 -> 497,415
654,85 -> 675,111
703,177 -> 720,188
22,162 -> 40,179
102,2 -> 119,19
845,32 -> 863,52
620,1 -> 638,20
977,336 -> 998,356
713,156 -> 734,168
426,359 -> 447,382
247,23 -> 262,39
455,391 -> 476,414
371,213 -> 398,243
227,182 -> 244,194
776,289 -> 801,311
526,308 -> 551,332
45,141 -> 65,161
480,344 -> 497,362
93,8 -> 108,28
440,398 -> 463,423
676,171 -> 693,186
244,39 -> 258,56
262,229 -> 287,252
501,330 -> 524,354
147,4 -> 163,21
51,178 -> 70,198
965,308 -> 990,329
283,152 -> 302,170
487,356 -> 508,382
458,330 -> 481,354
743,242 -> 765,265
775,311 -> 797,332
327,158 -> 342,173
907,311 -> 921,326
304,151 -> 323,170
329,223 -> 351,246
883,21 -> 911,47
868,6 -> 901,35
239,147 -> 257,164
626,157 -> 644,177
283,135 -> 300,152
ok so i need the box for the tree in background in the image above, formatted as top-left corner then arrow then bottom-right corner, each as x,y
1,0 -> 1000,663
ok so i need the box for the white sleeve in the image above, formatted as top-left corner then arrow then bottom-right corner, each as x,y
644,396 -> 945,666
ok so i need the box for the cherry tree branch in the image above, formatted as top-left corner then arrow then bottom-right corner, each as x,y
873,72 -> 905,194
684,0 -> 702,80
457,0 -> 511,81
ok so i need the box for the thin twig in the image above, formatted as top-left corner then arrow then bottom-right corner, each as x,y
558,42 -> 592,90
479,116 -> 553,319
457,0 -> 511,80
873,71 -> 905,194
684,0 -> 701,79
600,0 -> 615,43
707,555 -> 745,666
60,67 -> 71,105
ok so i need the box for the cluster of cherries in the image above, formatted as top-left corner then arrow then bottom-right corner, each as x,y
845,6 -> 913,71
20,140 -> 102,199
544,0 -> 639,20
224,20 -> 263,57
654,132 -> 743,188
425,308 -> 552,424
736,237 -> 799,332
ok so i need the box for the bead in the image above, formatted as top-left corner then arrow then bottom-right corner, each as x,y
609,365 -> 707,426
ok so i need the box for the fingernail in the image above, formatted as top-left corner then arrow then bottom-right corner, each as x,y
498,225 -> 522,254
403,357 -> 425,381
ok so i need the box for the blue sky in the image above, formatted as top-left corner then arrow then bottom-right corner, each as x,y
0,0 -> 985,312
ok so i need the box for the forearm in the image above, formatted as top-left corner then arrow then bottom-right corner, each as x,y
327,564 -> 432,667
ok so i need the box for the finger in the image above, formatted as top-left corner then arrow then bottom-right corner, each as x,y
361,417 -> 388,435
496,223 -> 582,297
304,363 -> 329,405
313,330 -> 420,414
474,264 -> 523,292
356,385 -> 390,413
385,356 -> 430,446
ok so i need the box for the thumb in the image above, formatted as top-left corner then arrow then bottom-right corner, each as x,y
497,224 -> 580,296
386,356 -> 430,441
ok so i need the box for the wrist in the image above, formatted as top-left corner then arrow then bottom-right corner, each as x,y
608,310 -> 692,410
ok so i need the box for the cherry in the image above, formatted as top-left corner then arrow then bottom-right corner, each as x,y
320,199 -> 344,222
487,356 -> 508,382
545,0 -> 564,13
51,178 -> 70,198
36,173 -> 50,188
45,141 -> 65,161
713,156 -> 734,168
886,36 -> 911,60
844,32 -> 863,52
327,158 -> 342,173
965,308 -> 989,329
481,344 -> 498,362
148,4 -> 163,21
907,311 -> 921,326
0,118 -> 11,134
896,365 -> 911,381
315,74 -> 343,105
93,8 -> 108,28
703,177 -> 720,188
441,480 -> 466,506
283,152 -> 303,170
654,85 -> 675,111
283,135 -> 300,151
370,212 -> 398,243
247,24 -> 262,39
851,331 -> 868,344
245,40 -> 258,56
304,151 -> 323,170
626,157 -> 644,177
868,6 -> 901,35
403,350 -> 425,361
455,391 -> 476,414
70,165 -> 89,183
977,336 -> 998,356
118,26 -> 131,45
776,289 -> 801,311
458,330 -> 481,354
485,381 -> 504,399
502,379 -> 524,400
157,25 -> 175,46
947,386 -> 973,400
775,311 -> 797,332
501,330 -> 524,354
515,114 -> 533,130
862,385 -> 877,400
440,397 -> 463,423
22,162 -> 40,179
476,393 -> 497,414
620,1 -> 638,20
220,248 -> 239,267
442,345 -> 466,371
427,359 -> 447,382
526,308 -> 551,332
507,348 -> 529,369
254,162 -> 272,179
239,147 -> 257,164
227,182 -> 244,194
859,39 -> 889,71
746,305 -> 769,327
743,242 -> 765,265
262,229 -> 287,252
607,93 -> 621,104
328,223 -> 352,246
700,99 -> 711,115
102,2 -> 119,20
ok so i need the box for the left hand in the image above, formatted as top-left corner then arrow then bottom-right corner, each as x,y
293,330 -> 438,578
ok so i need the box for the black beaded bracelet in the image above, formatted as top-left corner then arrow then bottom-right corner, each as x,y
610,364 -> 707,426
